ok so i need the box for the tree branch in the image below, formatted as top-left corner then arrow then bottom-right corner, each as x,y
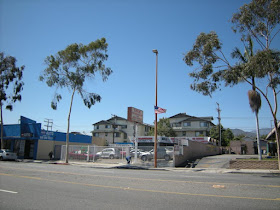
213,51 -> 228,67
247,26 -> 266,50
214,65 -> 229,69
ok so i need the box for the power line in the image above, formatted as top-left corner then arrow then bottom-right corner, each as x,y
222,117 -> 274,119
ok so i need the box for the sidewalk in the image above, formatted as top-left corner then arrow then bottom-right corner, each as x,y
17,159 -> 280,174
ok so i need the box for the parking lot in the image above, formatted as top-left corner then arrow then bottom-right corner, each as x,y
63,145 -> 174,167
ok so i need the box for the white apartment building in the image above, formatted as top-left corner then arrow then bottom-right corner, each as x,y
168,113 -> 215,137
92,116 -> 152,145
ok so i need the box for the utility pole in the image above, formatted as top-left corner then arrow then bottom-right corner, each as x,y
44,118 -> 53,132
111,114 -> 117,144
216,103 -> 222,149
44,118 -> 54,156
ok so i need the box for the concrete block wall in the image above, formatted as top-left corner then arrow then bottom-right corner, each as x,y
174,140 -> 220,167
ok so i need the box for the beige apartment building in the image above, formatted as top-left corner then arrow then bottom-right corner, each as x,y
92,116 -> 152,145
168,113 -> 215,137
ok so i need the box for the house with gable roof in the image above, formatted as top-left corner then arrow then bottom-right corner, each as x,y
168,113 -> 215,137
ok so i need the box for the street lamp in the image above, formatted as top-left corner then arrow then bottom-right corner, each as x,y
153,49 -> 158,168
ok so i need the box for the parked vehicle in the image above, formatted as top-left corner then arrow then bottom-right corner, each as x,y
129,149 -> 144,157
120,149 -> 144,158
120,148 -> 131,157
165,147 -> 174,158
69,150 -> 93,160
0,149 -> 17,161
140,147 -> 173,161
95,148 -> 120,159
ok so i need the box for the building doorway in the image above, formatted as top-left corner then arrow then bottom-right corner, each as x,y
24,140 -> 34,159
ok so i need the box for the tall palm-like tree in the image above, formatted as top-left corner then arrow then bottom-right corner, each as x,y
231,36 -> 262,160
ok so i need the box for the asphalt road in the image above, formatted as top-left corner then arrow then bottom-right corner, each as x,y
0,161 -> 280,210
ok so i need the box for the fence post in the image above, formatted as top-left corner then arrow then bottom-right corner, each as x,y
134,123 -> 138,164
87,145 -> 90,162
93,146 -> 96,162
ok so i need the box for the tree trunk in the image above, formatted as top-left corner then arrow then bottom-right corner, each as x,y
255,112 -> 262,160
65,88 -> 76,164
273,119 -> 280,170
0,104 -> 3,149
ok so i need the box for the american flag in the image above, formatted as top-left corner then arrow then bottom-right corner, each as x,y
154,106 -> 166,114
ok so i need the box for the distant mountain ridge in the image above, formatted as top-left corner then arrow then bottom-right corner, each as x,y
230,128 -> 271,138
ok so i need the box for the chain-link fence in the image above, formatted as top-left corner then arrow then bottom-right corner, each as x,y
60,145 -> 174,167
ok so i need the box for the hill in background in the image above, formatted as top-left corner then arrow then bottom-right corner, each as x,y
230,128 -> 271,139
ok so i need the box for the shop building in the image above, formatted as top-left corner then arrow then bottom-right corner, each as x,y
0,116 -> 41,159
0,116 -> 92,160
38,130 -> 92,160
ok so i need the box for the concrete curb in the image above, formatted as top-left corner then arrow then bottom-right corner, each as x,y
16,159 -> 280,174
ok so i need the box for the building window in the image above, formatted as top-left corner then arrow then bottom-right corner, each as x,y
121,125 -> 127,129
145,126 -> 150,132
95,125 -> 99,130
172,123 -> 181,127
200,122 -> 208,127
114,132 -> 120,137
195,131 -> 204,137
182,131 -> 186,136
183,122 -> 191,127
105,125 -> 111,129
93,133 -> 99,137
124,133 -> 127,139
105,133 -> 108,136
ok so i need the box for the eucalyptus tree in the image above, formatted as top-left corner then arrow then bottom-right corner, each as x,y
183,0 -> 280,168
0,52 -> 24,149
210,125 -> 234,146
40,38 -> 112,163
148,118 -> 176,137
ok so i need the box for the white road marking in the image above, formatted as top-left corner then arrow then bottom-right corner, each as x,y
0,189 -> 18,194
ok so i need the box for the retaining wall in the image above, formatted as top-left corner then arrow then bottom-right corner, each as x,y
230,160 -> 278,170
174,140 -> 220,167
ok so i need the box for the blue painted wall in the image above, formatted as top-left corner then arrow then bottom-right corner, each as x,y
1,124 -> 21,138
40,130 -> 92,144
40,129 -> 92,144
0,116 -> 41,139
21,116 -> 36,124
20,116 -> 41,139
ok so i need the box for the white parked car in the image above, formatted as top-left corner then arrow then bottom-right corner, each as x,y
139,148 -> 173,161
0,149 -> 17,161
95,148 -> 120,159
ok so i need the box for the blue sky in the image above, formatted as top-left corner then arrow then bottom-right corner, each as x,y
1,0 -> 279,135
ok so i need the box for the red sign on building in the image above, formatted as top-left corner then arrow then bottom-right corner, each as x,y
127,107 -> 143,123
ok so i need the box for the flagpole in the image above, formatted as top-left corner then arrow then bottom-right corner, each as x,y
153,49 -> 158,168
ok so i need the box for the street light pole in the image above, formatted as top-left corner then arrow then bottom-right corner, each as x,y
153,49 -> 158,168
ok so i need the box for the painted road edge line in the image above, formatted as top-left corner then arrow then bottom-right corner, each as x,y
0,189 -> 18,194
